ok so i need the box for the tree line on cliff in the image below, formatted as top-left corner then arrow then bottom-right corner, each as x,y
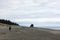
0,19 -> 19,25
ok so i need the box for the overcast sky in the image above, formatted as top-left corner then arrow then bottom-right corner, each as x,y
0,0 -> 60,27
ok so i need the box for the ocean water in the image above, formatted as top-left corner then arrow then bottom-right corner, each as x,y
49,28 -> 60,30
18,22 -> 60,30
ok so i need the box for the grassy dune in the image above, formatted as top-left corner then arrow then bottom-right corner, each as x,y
0,26 -> 60,40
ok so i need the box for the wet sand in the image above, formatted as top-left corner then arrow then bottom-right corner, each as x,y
0,26 -> 60,40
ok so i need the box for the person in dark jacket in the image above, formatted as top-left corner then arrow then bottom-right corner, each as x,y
9,26 -> 11,31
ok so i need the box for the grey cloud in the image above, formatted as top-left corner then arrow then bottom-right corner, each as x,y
0,0 -> 60,20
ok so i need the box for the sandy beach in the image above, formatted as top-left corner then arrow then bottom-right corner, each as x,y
0,25 -> 60,40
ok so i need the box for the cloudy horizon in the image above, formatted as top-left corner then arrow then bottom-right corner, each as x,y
0,0 -> 60,27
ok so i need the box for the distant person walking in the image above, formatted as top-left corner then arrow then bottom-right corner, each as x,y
9,26 -> 11,31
